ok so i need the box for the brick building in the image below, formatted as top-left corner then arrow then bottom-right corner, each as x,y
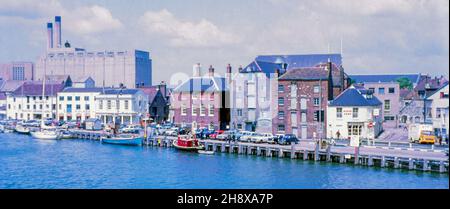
273,61 -> 349,139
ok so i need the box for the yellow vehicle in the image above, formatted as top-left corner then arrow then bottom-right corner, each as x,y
419,130 -> 436,144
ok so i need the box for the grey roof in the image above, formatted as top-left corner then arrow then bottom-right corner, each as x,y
12,81 -> 64,96
256,54 -> 342,69
426,82 -> 449,99
329,86 -> 382,107
62,87 -> 104,93
349,74 -> 421,84
279,67 -> 328,80
103,88 -> 141,95
173,77 -> 228,92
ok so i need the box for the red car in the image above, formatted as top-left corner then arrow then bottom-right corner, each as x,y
209,130 -> 224,139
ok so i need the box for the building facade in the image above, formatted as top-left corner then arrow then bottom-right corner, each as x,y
35,16 -> 152,88
6,81 -> 65,120
230,61 -> 283,132
56,88 -> 102,121
171,64 -> 230,130
327,86 -> 383,140
231,54 -> 347,134
0,62 -> 34,81
273,61 -> 348,139
360,82 -> 400,124
140,83 -> 170,124
95,88 -> 148,125
426,83 -> 449,141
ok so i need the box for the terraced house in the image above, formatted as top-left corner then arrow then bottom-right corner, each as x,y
6,81 -> 65,120
230,54 -> 346,134
171,64 -> 230,130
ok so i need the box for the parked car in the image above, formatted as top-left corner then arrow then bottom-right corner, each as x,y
216,130 -> 238,140
251,133 -> 274,143
239,132 -> 257,142
278,134 -> 299,145
209,130 -> 225,139
164,127 -> 179,136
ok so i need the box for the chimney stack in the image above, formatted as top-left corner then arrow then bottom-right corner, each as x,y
193,63 -> 201,77
327,60 -> 334,101
226,64 -> 232,83
208,65 -> 215,77
47,23 -> 53,49
54,16 -> 62,48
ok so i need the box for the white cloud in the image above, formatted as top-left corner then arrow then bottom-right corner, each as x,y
63,5 -> 123,35
139,9 -> 240,47
0,0 -> 122,35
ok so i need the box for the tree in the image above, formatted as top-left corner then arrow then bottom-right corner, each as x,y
396,77 -> 413,90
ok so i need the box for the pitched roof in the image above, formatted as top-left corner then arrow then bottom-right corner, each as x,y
173,77 -> 228,92
329,86 -> 382,107
349,74 -> 421,84
426,82 -> 449,99
62,87 -> 104,93
279,67 -> 328,80
0,80 -> 26,92
415,75 -> 448,92
255,54 -> 342,69
139,86 -> 163,103
240,60 -> 285,77
12,81 -> 65,96
102,88 -> 141,95
45,74 -> 70,83
278,63 -> 344,86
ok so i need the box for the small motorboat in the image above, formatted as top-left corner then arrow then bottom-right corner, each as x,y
173,135 -> 204,151
198,150 -> 214,155
30,130 -> 60,140
15,125 -> 30,134
101,134 -> 143,146
59,130 -> 73,139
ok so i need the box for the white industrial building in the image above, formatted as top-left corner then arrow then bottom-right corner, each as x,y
35,16 -> 152,89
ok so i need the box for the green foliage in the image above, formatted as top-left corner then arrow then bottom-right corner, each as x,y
396,77 -> 413,90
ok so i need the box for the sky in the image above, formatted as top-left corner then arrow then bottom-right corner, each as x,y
0,0 -> 448,85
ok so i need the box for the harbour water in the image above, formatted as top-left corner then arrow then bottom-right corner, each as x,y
0,133 -> 448,189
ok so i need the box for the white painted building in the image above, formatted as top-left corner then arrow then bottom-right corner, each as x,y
426,83 -> 449,140
5,81 -> 65,120
56,88 -> 102,121
95,89 -> 148,125
327,86 -> 383,140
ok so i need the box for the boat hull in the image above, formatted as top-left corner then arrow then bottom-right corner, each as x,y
172,140 -> 204,151
30,131 -> 59,140
101,136 -> 143,146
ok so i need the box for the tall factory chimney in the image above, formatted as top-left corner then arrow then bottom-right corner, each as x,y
54,16 -> 62,48
47,23 -> 53,49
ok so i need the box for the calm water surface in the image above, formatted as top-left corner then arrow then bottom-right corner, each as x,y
0,133 -> 448,189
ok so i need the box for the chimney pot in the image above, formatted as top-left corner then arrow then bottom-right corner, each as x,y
208,65 -> 214,77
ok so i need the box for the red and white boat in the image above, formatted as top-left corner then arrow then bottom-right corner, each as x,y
172,135 -> 204,151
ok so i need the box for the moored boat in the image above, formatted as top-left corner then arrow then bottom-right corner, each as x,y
101,134 -> 143,146
198,150 -> 214,155
30,130 -> 60,140
15,125 -> 30,134
172,135 -> 204,151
